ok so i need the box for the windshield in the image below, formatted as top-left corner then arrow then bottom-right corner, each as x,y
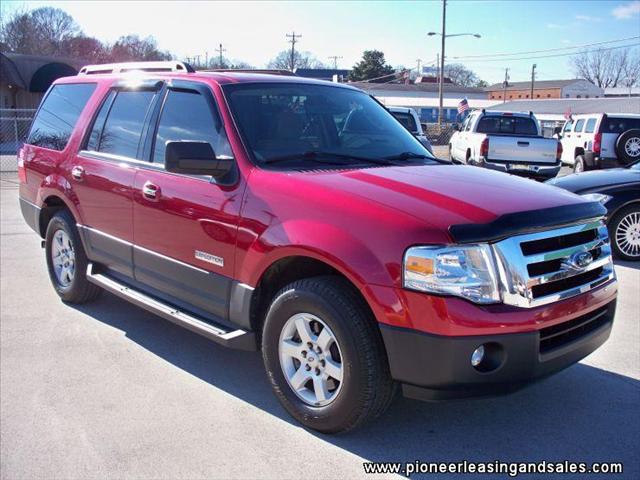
223,83 -> 435,167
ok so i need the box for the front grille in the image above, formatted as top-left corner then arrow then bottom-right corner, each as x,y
492,219 -> 615,308
539,303 -> 613,354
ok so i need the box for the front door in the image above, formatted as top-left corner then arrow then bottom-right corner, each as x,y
132,82 -> 243,323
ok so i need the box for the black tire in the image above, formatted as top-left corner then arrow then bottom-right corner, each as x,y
615,129 -> 640,165
262,276 -> 395,434
573,155 -> 585,173
45,210 -> 102,303
608,204 -> 640,261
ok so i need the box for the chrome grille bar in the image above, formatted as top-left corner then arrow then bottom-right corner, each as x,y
492,220 -> 616,308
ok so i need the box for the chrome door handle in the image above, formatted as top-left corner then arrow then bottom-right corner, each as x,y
71,166 -> 84,180
142,181 -> 159,199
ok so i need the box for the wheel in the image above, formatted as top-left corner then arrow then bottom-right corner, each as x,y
45,210 -> 102,303
573,155 -> 585,173
609,205 -> 640,261
615,129 -> 640,165
262,276 -> 395,433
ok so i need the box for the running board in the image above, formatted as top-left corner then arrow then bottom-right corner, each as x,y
86,264 -> 256,351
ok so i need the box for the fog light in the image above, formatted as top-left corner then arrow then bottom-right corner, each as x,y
471,345 -> 485,367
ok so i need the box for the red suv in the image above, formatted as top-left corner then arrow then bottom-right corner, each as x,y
19,62 -> 617,433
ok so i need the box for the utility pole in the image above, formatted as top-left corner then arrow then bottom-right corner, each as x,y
438,0 -> 447,126
502,67 -> 510,103
205,51 -> 209,68
194,54 -> 201,67
436,54 -> 439,79
286,31 -> 302,71
215,43 -> 226,68
530,64 -> 537,99
416,58 -> 422,75
328,55 -> 343,69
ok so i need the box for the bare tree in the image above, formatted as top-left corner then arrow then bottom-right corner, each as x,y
443,63 -> 485,87
571,47 -> 640,88
268,50 -> 326,71
0,7 -> 80,56
108,35 -> 172,62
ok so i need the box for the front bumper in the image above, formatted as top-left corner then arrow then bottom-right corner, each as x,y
380,300 -> 616,401
481,159 -> 561,179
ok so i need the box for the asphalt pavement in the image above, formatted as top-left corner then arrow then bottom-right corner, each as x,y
1,173 -> 638,479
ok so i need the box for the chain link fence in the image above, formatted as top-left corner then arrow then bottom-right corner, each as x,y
1,109 -> 35,172
423,123 -> 456,159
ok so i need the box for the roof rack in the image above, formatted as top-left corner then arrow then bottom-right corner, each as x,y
201,69 -> 297,76
78,61 -> 195,75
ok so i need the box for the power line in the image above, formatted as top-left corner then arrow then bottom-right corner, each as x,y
453,35 -> 639,60
462,42 -> 639,63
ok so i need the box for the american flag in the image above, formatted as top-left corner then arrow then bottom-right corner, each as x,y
457,98 -> 469,114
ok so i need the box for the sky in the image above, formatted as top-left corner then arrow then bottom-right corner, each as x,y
1,0 -> 639,84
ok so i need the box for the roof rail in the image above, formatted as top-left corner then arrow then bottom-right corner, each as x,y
201,69 -> 297,76
78,61 -> 195,75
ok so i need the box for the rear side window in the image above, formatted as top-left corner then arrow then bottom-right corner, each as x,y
574,119 -> 585,132
95,90 -> 156,158
602,117 -> 640,134
584,118 -> 597,133
27,83 -> 96,151
563,120 -> 573,132
152,89 -> 232,165
476,116 -> 538,136
391,112 -> 418,133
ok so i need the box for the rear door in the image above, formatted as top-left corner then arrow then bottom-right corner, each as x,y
74,81 -> 162,277
132,80 -> 243,323
600,116 -> 640,159
560,119 -> 575,163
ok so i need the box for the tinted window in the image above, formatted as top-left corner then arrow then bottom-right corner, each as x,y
153,89 -> 232,165
224,83 -> 433,166
563,120 -> 573,132
602,117 -> 640,134
98,90 -> 155,158
574,119 -> 585,132
476,116 -> 538,136
86,90 -> 116,151
391,112 -> 417,132
27,83 -> 96,150
584,118 -> 597,133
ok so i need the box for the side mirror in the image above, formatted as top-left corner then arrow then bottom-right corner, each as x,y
553,126 -> 562,135
165,141 -> 233,178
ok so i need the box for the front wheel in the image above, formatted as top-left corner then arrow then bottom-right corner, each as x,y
262,276 -> 395,433
573,155 -> 585,173
609,205 -> 640,261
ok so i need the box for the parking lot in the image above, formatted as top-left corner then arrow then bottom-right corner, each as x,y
1,172 -> 638,479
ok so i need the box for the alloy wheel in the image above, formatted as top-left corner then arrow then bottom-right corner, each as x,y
624,137 -> 640,158
615,211 -> 640,258
51,229 -> 75,287
278,313 -> 344,407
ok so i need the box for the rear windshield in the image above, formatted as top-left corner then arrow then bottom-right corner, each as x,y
476,116 -> 538,136
601,117 -> 640,134
391,112 -> 418,132
27,83 -> 96,151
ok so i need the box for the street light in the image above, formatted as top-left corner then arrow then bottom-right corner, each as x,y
427,0 -> 481,127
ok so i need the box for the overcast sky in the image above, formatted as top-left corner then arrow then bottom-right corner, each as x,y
2,0 -> 639,84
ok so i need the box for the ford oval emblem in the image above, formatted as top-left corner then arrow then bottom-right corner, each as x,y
570,251 -> 594,270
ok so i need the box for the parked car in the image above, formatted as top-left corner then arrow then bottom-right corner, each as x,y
387,106 -> 433,154
547,161 -> 640,260
19,62 -> 617,433
449,110 -> 562,180
558,113 -> 640,173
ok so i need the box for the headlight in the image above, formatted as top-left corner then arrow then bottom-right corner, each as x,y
581,193 -> 611,204
403,244 -> 500,304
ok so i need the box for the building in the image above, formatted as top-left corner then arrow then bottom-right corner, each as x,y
604,86 -> 640,97
295,68 -> 351,82
0,52 -> 80,109
350,82 -> 497,123
485,79 -> 604,101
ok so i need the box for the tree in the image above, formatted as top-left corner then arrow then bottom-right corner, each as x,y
267,50 -> 325,71
107,35 -> 172,62
443,63 -> 486,88
571,47 -> 640,88
206,57 -> 254,70
63,36 -> 109,63
349,50 -> 395,82
0,7 -> 80,56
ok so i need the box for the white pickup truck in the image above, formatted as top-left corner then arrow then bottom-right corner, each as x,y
449,110 -> 562,180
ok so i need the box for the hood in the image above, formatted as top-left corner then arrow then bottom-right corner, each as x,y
272,164 -> 589,233
546,167 -> 639,193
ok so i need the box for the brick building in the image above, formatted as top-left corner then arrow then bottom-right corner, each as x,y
485,79 -> 604,101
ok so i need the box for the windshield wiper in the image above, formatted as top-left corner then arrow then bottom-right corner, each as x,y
263,150 -> 396,166
383,152 -> 433,161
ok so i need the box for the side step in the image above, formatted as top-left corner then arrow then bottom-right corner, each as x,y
86,264 -> 257,351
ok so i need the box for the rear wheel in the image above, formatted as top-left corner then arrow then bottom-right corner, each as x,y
262,276 -> 395,433
609,205 -> 640,261
573,155 -> 585,173
45,210 -> 101,303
